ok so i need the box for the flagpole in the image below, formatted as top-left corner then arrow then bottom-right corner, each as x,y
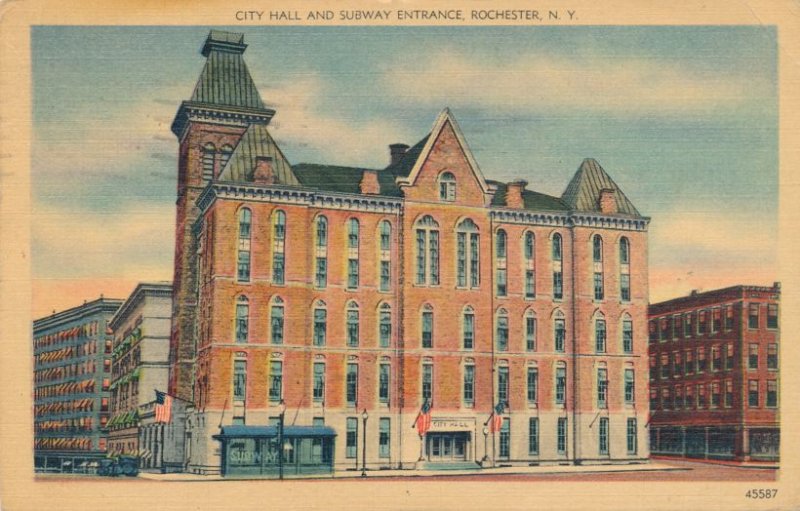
218,397 -> 228,429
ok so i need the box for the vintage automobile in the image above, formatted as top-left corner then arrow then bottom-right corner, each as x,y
97,455 -> 139,477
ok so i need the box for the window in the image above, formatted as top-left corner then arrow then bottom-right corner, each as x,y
685,350 -> 694,375
421,305 -> 434,348
660,354 -> 669,379
626,419 -> 637,454
660,318 -> 668,341
624,368 -> 635,404
313,363 -> 325,402
201,142 -> 216,181
711,381 -> 721,407
767,380 -> 777,407
496,309 -> 509,351
726,344 -> 734,370
313,302 -> 327,347
748,380 -> 759,407
525,312 -> 537,351
346,301 -> 359,347
422,364 -> 433,403
712,308 -> 721,333
272,210 -> 286,285
597,368 -> 608,408
595,318 -> 606,353
456,219 -> 480,288
650,388 -> 657,410
524,232 -> 535,298
593,235 -> 604,300
235,296 -> 249,343
648,320 -> 657,343
698,310 -> 707,335
725,305 -> 734,330
528,418 -> 539,455
379,363 -> 390,403
554,316 -> 566,352
499,419 -> 510,458
674,385 -> 683,409
748,304 -> 759,329
684,313 -> 693,337
767,304 -> 778,329
379,418 -> 391,458
697,383 -> 706,408
347,218 -> 359,289
725,380 -> 733,408
767,343 -> 778,370
315,216 -> 328,288
557,418 -> 567,455
233,360 -> 246,401
346,418 -> 358,458
346,364 -> 358,406
671,316 -> 680,339
527,367 -> 538,404
463,365 -> 475,405
619,237 -> 630,301
463,307 -> 475,350
673,351 -> 682,376
599,417 -> 609,455
439,171 -> 456,201
622,319 -> 633,353
415,216 -> 440,286
270,297 -> 284,345
269,361 -> 282,402
552,234 -> 563,299
379,304 -> 392,348
555,365 -> 566,405
237,208 -> 252,282
497,366 -> 509,408
748,344 -> 759,369
496,230 -> 507,296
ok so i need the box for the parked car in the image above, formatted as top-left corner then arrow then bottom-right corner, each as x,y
97,455 -> 139,477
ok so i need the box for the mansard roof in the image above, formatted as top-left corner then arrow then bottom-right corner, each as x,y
561,158 -> 641,216
217,123 -> 299,185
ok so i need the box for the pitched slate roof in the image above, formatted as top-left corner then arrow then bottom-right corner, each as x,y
217,124 -> 299,185
489,181 -> 568,211
561,158 -> 640,216
190,31 -> 266,110
293,164 -> 402,197
384,135 -> 429,178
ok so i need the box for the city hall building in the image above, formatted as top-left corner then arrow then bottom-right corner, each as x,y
167,31 -> 651,475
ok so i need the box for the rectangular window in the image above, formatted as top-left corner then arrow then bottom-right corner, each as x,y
346,364 -> 358,406
497,366 -> 509,407
527,367 -> 538,404
697,383 -> 706,408
684,314 -> 693,337
346,418 -> 357,458
233,360 -> 246,401
748,344 -> 759,369
620,273 -> 630,301
726,344 -> 734,370
457,232 -> 467,287
347,259 -> 359,289
315,257 -> 327,288
499,419 -> 510,458
711,381 -> 721,407
626,419 -> 637,454
660,318 -> 668,341
594,272 -> 604,300
697,348 -> 707,373
463,312 -> 474,350
685,385 -> 694,409
725,306 -> 734,330
429,231 -> 439,285
597,368 -> 608,408
497,268 -> 507,297
379,418 -> 391,458
595,319 -> 606,353
555,366 -> 566,404
698,310 -> 708,334
497,316 -> 509,352
748,380 -> 759,407
314,309 -> 327,346
673,352 -> 682,376
271,306 -> 284,345
347,310 -> 359,347
712,346 -> 721,371
528,418 -> 539,455
379,363 -> 390,403
525,269 -> 535,299
553,271 -> 563,300
624,368 -> 635,404
767,343 -> 778,369
313,362 -> 325,402
273,253 -> 285,285
660,354 -> 669,379
554,319 -> 565,352
725,380 -> 733,408
650,389 -> 657,410
749,304 -> 759,329
422,364 -> 433,403
557,418 -> 567,454
237,250 -> 250,282
767,304 -> 778,329
526,316 -> 537,351
422,311 -> 433,348
269,361 -> 282,402
380,261 -> 391,292
675,385 -> 683,409
622,320 -> 633,353
379,311 -> 391,348
599,417 -> 609,455
463,365 -> 475,405
766,380 -> 777,407
416,230 -> 426,285
712,308 -> 721,332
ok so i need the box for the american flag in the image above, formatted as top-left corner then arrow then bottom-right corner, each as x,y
488,402 -> 504,433
413,400 -> 432,436
154,390 -> 173,423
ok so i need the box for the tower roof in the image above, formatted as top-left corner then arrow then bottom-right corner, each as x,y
217,123 -> 299,185
561,158 -> 641,216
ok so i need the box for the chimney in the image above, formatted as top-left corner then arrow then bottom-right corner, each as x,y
253,156 -> 276,184
506,179 -> 528,208
598,188 -> 617,214
389,143 -> 409,166
360,169 -> 380,195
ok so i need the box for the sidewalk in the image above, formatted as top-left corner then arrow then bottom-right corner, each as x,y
137,461 -> 688,481
650,455 -> 779,470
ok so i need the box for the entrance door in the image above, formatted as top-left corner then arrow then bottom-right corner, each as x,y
427,433 -> 469,462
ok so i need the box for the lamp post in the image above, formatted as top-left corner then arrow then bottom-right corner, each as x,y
481,426 -> 489,466
361,409 -> 368,477
278,399 -> 286,480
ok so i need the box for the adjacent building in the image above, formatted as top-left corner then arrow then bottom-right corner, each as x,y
166,31 -> 651,476
106,282 -> 173,467
33,297 -> 122,472
648,284 -> 780,461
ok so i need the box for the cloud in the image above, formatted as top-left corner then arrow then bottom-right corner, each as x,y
382,50 -> 761,116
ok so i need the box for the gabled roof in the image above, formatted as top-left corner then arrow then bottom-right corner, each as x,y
293,164 -> 402,197
489,181 -> 568,211
561,158 -> 640,216
395,109 -> 492,194
384,135 -> 429,178
217,123 -> 299,185
189,31 -> 266,110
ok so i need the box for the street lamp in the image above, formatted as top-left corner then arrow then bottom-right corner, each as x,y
361,409 -> 368,477
481,426 -> 489,466
278,399 -> 287,480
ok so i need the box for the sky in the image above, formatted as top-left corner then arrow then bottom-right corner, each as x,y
31,25 -> 778,318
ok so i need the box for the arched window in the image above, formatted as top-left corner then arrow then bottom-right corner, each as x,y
315,216 -> 328,288
594,312 -> 607,353
219,144 -> 234,170
525,309 -> 537,351
593,235 -> 604,300
313,300 -> 326,347
347,218 -> 360,289
496,229 -> 508,297
438,171 -> 456,201
553,310 -> 566,352
462,306 -> 475,350
421,304 -> 434,349
523,231 -> 535,299
593,235 -> 603,262
456,219 -> 480,288
346,301 -> 359,348
619,237 -> 631,301
379,221 -> 391,292
496,308 -> 509,352
379,303 -> 392,348
201,142 -> 216,181
237,208 -> 252,282
552,233 -> 563,300
415,215 -> 440,286
235,296 -> 249,343
270,297 -> 285,345
272,210 -> 286,285
622,313 -> 633,354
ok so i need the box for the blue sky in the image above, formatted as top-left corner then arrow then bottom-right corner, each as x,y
31,25 -> 778,316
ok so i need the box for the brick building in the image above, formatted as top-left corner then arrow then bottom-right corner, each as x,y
648,284 -> 780,461
168,31 -> 651,475
33,297 -> 122,472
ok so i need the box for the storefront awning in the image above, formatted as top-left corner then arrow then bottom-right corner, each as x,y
214,425 -> 336,439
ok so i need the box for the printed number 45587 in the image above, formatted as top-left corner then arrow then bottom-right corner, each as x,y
745,489 -> 777,499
